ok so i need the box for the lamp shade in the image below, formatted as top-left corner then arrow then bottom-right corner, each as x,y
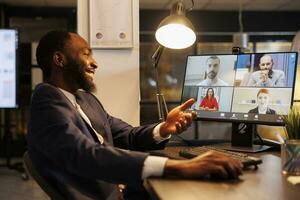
155,1 -> 196,49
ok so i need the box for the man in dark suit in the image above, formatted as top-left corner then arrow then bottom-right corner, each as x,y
28,31 -> 242,200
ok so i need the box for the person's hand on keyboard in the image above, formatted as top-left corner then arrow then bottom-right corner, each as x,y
163,150 -> 243,179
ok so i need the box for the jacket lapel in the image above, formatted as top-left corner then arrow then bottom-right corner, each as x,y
75,91 -> 114,145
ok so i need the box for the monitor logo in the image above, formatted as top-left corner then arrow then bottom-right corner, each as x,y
238,123 -> 248,134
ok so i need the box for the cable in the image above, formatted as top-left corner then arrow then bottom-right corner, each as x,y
255,130 -> 265,145
238,0 -> 244,32
187,0 -> 194,12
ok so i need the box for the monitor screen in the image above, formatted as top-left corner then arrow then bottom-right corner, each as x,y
0,29 -> 18,108
182,52 -> 298,126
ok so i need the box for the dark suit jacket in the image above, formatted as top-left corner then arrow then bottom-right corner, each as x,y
248,106 -> 276,114
27,83 -> 167,200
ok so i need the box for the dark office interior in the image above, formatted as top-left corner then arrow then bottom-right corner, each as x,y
0,0 -> 300,199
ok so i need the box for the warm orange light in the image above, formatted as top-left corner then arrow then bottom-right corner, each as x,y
155,1 -> 196,49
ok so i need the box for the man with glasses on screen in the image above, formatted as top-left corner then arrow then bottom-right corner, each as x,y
247,54 -> 285,87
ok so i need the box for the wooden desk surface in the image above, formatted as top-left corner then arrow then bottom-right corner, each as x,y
145,149 -> 300,200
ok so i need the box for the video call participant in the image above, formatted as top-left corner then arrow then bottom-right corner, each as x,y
247,54 -> 285,87
197,56 -> 229,86
199,88 -> 219,111
248,88 -> 276,114
28,31 -> 242,200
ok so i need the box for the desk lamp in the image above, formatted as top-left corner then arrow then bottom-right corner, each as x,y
152,0 -> 196,121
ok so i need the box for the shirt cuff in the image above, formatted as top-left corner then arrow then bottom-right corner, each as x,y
141,156 -> 168,179
153,123 -> 171,144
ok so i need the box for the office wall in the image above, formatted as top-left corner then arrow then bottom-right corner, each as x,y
140,10 -> 300,34
77,0 -> 140,126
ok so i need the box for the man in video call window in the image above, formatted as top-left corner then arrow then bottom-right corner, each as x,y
197,56 -> 228,86
248,88 -> 276,114
247,54 -> 285,87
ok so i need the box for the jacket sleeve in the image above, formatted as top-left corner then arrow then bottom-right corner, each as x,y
86,92 -> 169,151
247,72 -> 257,86
28,84 -> 148,186
108,116 -> 168,151
275,70 -> 285,86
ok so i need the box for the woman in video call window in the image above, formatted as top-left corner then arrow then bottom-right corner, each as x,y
199,88 -> 219,111
248,88 -> 276,114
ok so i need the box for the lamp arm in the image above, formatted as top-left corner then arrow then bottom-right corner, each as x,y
151,45 -> 168,121
151,45 -> 164,68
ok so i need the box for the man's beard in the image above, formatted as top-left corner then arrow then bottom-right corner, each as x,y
63,59 -> 96,93
207,71 -> 216,79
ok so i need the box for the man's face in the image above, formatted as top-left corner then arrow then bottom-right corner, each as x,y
259,55 -> 273,71
63,34 -> 98,92
257,92 -> 269,110
206,58 -> 220,79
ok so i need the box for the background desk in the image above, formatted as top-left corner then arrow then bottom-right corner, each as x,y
144,147 -> 300,200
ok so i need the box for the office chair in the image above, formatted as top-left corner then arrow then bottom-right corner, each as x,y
0,109 -> 28,180
23,151 -> 66,200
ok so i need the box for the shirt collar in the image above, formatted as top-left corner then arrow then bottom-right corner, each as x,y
58,88 -> 77,107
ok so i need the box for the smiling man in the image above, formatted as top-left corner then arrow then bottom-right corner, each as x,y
27,31 -> 242,200
247,54 -> 285,87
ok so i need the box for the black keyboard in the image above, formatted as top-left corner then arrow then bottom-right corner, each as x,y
179,146 -> 262,169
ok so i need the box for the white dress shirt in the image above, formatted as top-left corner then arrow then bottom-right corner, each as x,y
197,77 -> 229,86
59,88 -> 170,179
247,69 -> 285,87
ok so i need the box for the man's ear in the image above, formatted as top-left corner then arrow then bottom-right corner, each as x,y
53,51 -> 66,68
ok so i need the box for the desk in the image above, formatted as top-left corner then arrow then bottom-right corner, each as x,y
145,147 -> 300,200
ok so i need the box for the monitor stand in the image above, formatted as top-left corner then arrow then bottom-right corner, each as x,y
211,122 -> 272,153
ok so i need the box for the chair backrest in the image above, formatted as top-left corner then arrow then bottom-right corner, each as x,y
23,151 -> 65,200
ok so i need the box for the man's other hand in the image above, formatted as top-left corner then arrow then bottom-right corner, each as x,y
164,151 -> 243,179
159,98 -> 197,137
260,70 -> 269,83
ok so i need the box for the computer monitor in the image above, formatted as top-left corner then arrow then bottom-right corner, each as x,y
181,52 -> 298,152
0,29 -> 18,108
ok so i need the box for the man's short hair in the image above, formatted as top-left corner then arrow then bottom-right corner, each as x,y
36,30 -> 71,79
206,56 -> 220,64
260,54 -> 274,64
